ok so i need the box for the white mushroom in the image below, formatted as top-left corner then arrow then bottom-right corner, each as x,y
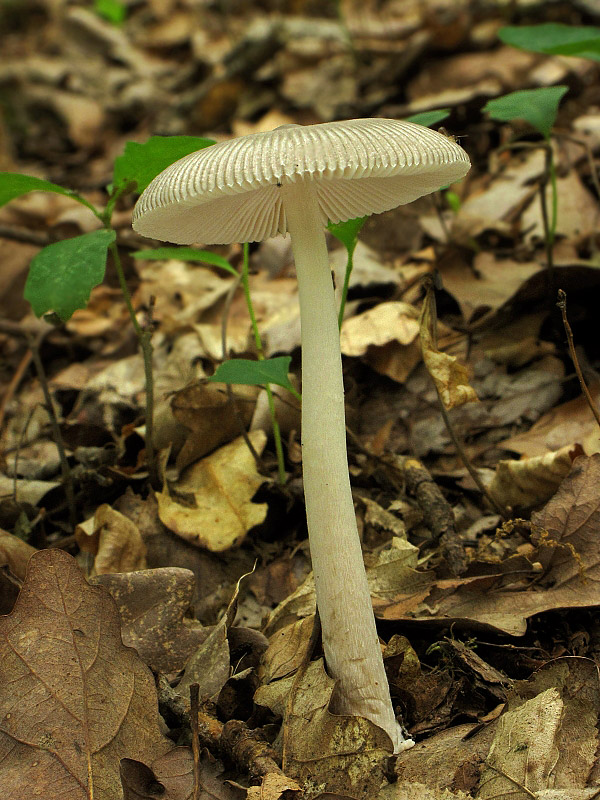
132,118 -> 470,752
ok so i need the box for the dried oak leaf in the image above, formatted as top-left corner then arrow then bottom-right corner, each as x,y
0,548 -> 173,799
92,568 -> 208,673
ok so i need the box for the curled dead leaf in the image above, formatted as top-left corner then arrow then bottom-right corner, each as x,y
76,503 -> 147,575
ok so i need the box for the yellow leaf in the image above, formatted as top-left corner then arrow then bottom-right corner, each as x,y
157,431 -> 267,551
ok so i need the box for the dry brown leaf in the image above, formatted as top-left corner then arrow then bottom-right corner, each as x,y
395,455 -> 600,635
501,386 -> 600,458
331,240 -> 401,301
158,431 -> 267,552
488,445 -> 578,509
175,574 -> 241,705
262,573 -> 317,636
512,659 -> 599,795
76,503 -> 147,575
419,291 -> 478,409
340,301 -> 420,356
135,258 -> 235,332
478,688 -> 564,799
380,782 -> 472,800
440,252 -> 542,322
0,530 -> 37,579
121,747 -> 240,800
115,490 -> 257,625
245,771 -> 302,799
0,474 -> 60,507
259,616 -> 316,684
172,382 -> 260,471
521,169 -> 600,244
255,659 -> 393,797
0,549 -> 173,799
367,339 -> 423,384
452,149 -> 545,237
92,568 -> 208,673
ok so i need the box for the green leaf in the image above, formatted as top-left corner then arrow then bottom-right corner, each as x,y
131,246 -> 237,276
483,86 -> 568,140
209,357 -> 295,392
499,23 -> 600,61
0,172 -> 98,214
24,230 -> 115,321
113,136 -> 215,193
94,0 -> 126,24
405,109 -> 451,128
328,216 -> 367,253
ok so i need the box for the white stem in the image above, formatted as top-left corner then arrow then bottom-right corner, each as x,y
281,179 -> 410,753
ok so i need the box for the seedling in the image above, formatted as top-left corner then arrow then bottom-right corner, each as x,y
0,135 -> 215,486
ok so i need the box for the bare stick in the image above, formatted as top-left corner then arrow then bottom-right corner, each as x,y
557,289 -> 600,431
27,333 -> 77,530
190,683 -> 201,800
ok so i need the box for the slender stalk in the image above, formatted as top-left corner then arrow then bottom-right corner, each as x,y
239,243 -> 287,484
281,180 -> 408,752
220,272 -> 263,468
108,240 -> 159,489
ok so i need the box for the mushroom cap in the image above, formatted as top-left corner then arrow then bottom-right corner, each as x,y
132,118 -> 470,245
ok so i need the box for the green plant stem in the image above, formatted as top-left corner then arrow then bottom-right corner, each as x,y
337,251 -> 353,330
108,240 -> 159,489
240,243 -> 287,484
220,273 -> 263,468
548,150 -> 558,243
539,147 -> 556,292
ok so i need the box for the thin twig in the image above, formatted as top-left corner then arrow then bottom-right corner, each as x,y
27,333 -> 77,530
189,684 -> 201,800
108,240 -> 159,489
436,397 -> 507,518
0,347 -> 33,436
0,224 -> 50,247
422,279 -> 508,519
557,289 -> 600,431
13,407 -> 36,501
